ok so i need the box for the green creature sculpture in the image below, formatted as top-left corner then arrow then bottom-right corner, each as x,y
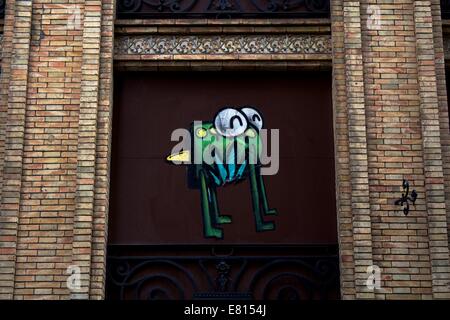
167,107 -> 277,239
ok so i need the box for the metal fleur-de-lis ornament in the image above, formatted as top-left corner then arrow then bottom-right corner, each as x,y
394,179 -> 417,216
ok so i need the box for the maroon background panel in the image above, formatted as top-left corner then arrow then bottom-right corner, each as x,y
109,71 -> 337,245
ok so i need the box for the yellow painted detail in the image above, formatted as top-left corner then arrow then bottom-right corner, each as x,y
167,150 -> 190,162
245,128 -> 256,138
196,128 -> 207,138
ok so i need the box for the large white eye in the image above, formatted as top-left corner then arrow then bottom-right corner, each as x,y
241,107 -> 263,131
214,108 -> 248,137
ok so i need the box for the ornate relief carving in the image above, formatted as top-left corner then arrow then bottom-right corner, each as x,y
114,34 -> 332,57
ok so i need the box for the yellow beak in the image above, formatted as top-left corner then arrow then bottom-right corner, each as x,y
167,150 -> 190,163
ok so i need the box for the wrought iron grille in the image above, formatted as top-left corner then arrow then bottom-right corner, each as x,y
116,0 -> 330,19
106,245 -> 340,300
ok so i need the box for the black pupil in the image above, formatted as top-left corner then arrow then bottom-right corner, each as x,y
252,114 -> 261,122
229,115 -> 243,129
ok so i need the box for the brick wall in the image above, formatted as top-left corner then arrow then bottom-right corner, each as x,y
0,0 -> 113,299
431,0 -> 450,269
332,0 -> 450,299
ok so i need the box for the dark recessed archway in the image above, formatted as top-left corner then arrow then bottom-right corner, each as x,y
106,71 -> 339,300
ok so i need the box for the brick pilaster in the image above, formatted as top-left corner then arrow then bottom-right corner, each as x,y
89,0 -> 114,299
0,0 -> 15,202
0,0 -> 114,299
0,1 -> 15,298
12,1 -> 83,299
333,0 -> 450,299
413,0 -> 450,299
343,1 -> 375,299
71,0 -> 103,299
0,0 -> 33,299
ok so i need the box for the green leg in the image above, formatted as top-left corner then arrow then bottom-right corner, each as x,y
257,167 -> 277,216
199,170 -> 223,239
249,164 -> 275,232
210,187 -> 232,224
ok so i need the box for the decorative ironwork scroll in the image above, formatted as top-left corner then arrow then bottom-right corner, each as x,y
116,0 -> 330,19
394,179 -> 417,216
106,245 -> 340,300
